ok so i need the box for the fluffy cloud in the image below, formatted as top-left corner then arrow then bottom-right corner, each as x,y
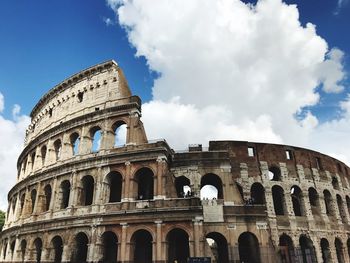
0,93 -> 30,211
108,0 -> 348,159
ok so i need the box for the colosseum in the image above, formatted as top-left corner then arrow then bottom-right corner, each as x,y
0,60 -> 350,263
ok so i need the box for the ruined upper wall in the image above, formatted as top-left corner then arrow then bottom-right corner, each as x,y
25,60 -> 132,145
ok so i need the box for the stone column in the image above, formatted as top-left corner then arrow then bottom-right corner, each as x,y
50,177 -> 58,212
123,162 -> 131,201
155,220 -> 163,263
155,156 -> 167,199
119,223 -> 128,263
61,132 -> 72,160
80,126 -> 92,155
69,171 -> 79,207
193,216 -> 203,257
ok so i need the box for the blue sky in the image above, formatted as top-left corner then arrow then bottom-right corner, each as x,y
0,0 -> 349,209
0,0 -> 349,120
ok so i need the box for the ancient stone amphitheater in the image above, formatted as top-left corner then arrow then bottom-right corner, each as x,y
1,60 -> 350,263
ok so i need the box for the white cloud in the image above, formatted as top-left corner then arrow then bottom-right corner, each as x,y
109,0 -> 348,158
0,93 -> 30,211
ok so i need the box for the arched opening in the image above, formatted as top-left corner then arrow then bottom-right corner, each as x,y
335,238 -> 345,263
81,175 -> 94,206
31,152 -> 36,170
106,172 -> 122,203
200,174 -> 223,199
320,238 -> 331,263
324,190 -> 335,217
205,232 -> 229,263
91,127 -> 102,152
2,241 -> 7,260
238,232 -> 261,263
34,238 -> 42,263
131,229 -> 153,263
54,139 -> 62,161
337,195 -> 347,223
167,228 -> 189,263
113,121 -> 127,147
51,236 -> 63,263
44,184 -> 52,212
175,176 -> 191,197
70,133 -> 80,156
269,166 -> 281,181
135,168 -> 154,200
31,189 -> 37,214
20,240 -> 26,262
71,232 -> 88,263
346,196 -> 350,218
60,180 -> 70,209
308,188 -> 319,208
332,177 -> 340,190
41,146 -> 47,166
291,185 -> 304,216
251,183 -> 265,205
10,240 -> 15,260
272,185 -> 286,215
279,234 -> 294,263
299,235 -> 317,263
20,193 -> 25,215
101,231 -> 118,263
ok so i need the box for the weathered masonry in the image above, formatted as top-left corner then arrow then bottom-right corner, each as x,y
1,60 -> 350,263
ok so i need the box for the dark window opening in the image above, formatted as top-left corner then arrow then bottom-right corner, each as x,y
52,236 -> 63,263
48,108 -> 53,117
269,166 -> 281,181
291,186 -> 304,216
299,236 -> 317,263
238,232 -> 261,263
205,232 -> 229,263
102,231 -> 118,263
135,168 -> 154,200
77,92 -> 84,102
10,241 -> 15,260
272,185 -> 285,215
167,228 -> 190,263
54,140 -> 62,161
20,240 -> 26,262
31,189 -> 37,214
332,177 -> 340,190
71,233 -> 88,263
337,195 -> 347,223
41,146 -> 47,166
34,238 -> 42,263
44,185 -> 52,212
175,176 -> 191,198
335,238 -> 345,263
107,172 -> 122,203
31,152 -> 36,169
131,230 -> 153,263
250,183 -> 265,205
60,180 -> 70,209
81,176 -> 94,206
279,234 -> 295,263
20,193 -> 25,215
324,190 -> 334,216
321,238 -> 331,263
316,157 -> 323,170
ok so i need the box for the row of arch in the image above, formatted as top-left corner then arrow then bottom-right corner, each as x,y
278,233 -> 350,263
1,230 -> 261,263
19,121 -> 128,179
9,168 -> 156,219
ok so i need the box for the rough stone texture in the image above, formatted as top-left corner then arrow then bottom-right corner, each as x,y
0,61 -> 350,263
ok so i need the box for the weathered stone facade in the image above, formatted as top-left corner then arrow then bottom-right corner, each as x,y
0,60 -> 349,263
